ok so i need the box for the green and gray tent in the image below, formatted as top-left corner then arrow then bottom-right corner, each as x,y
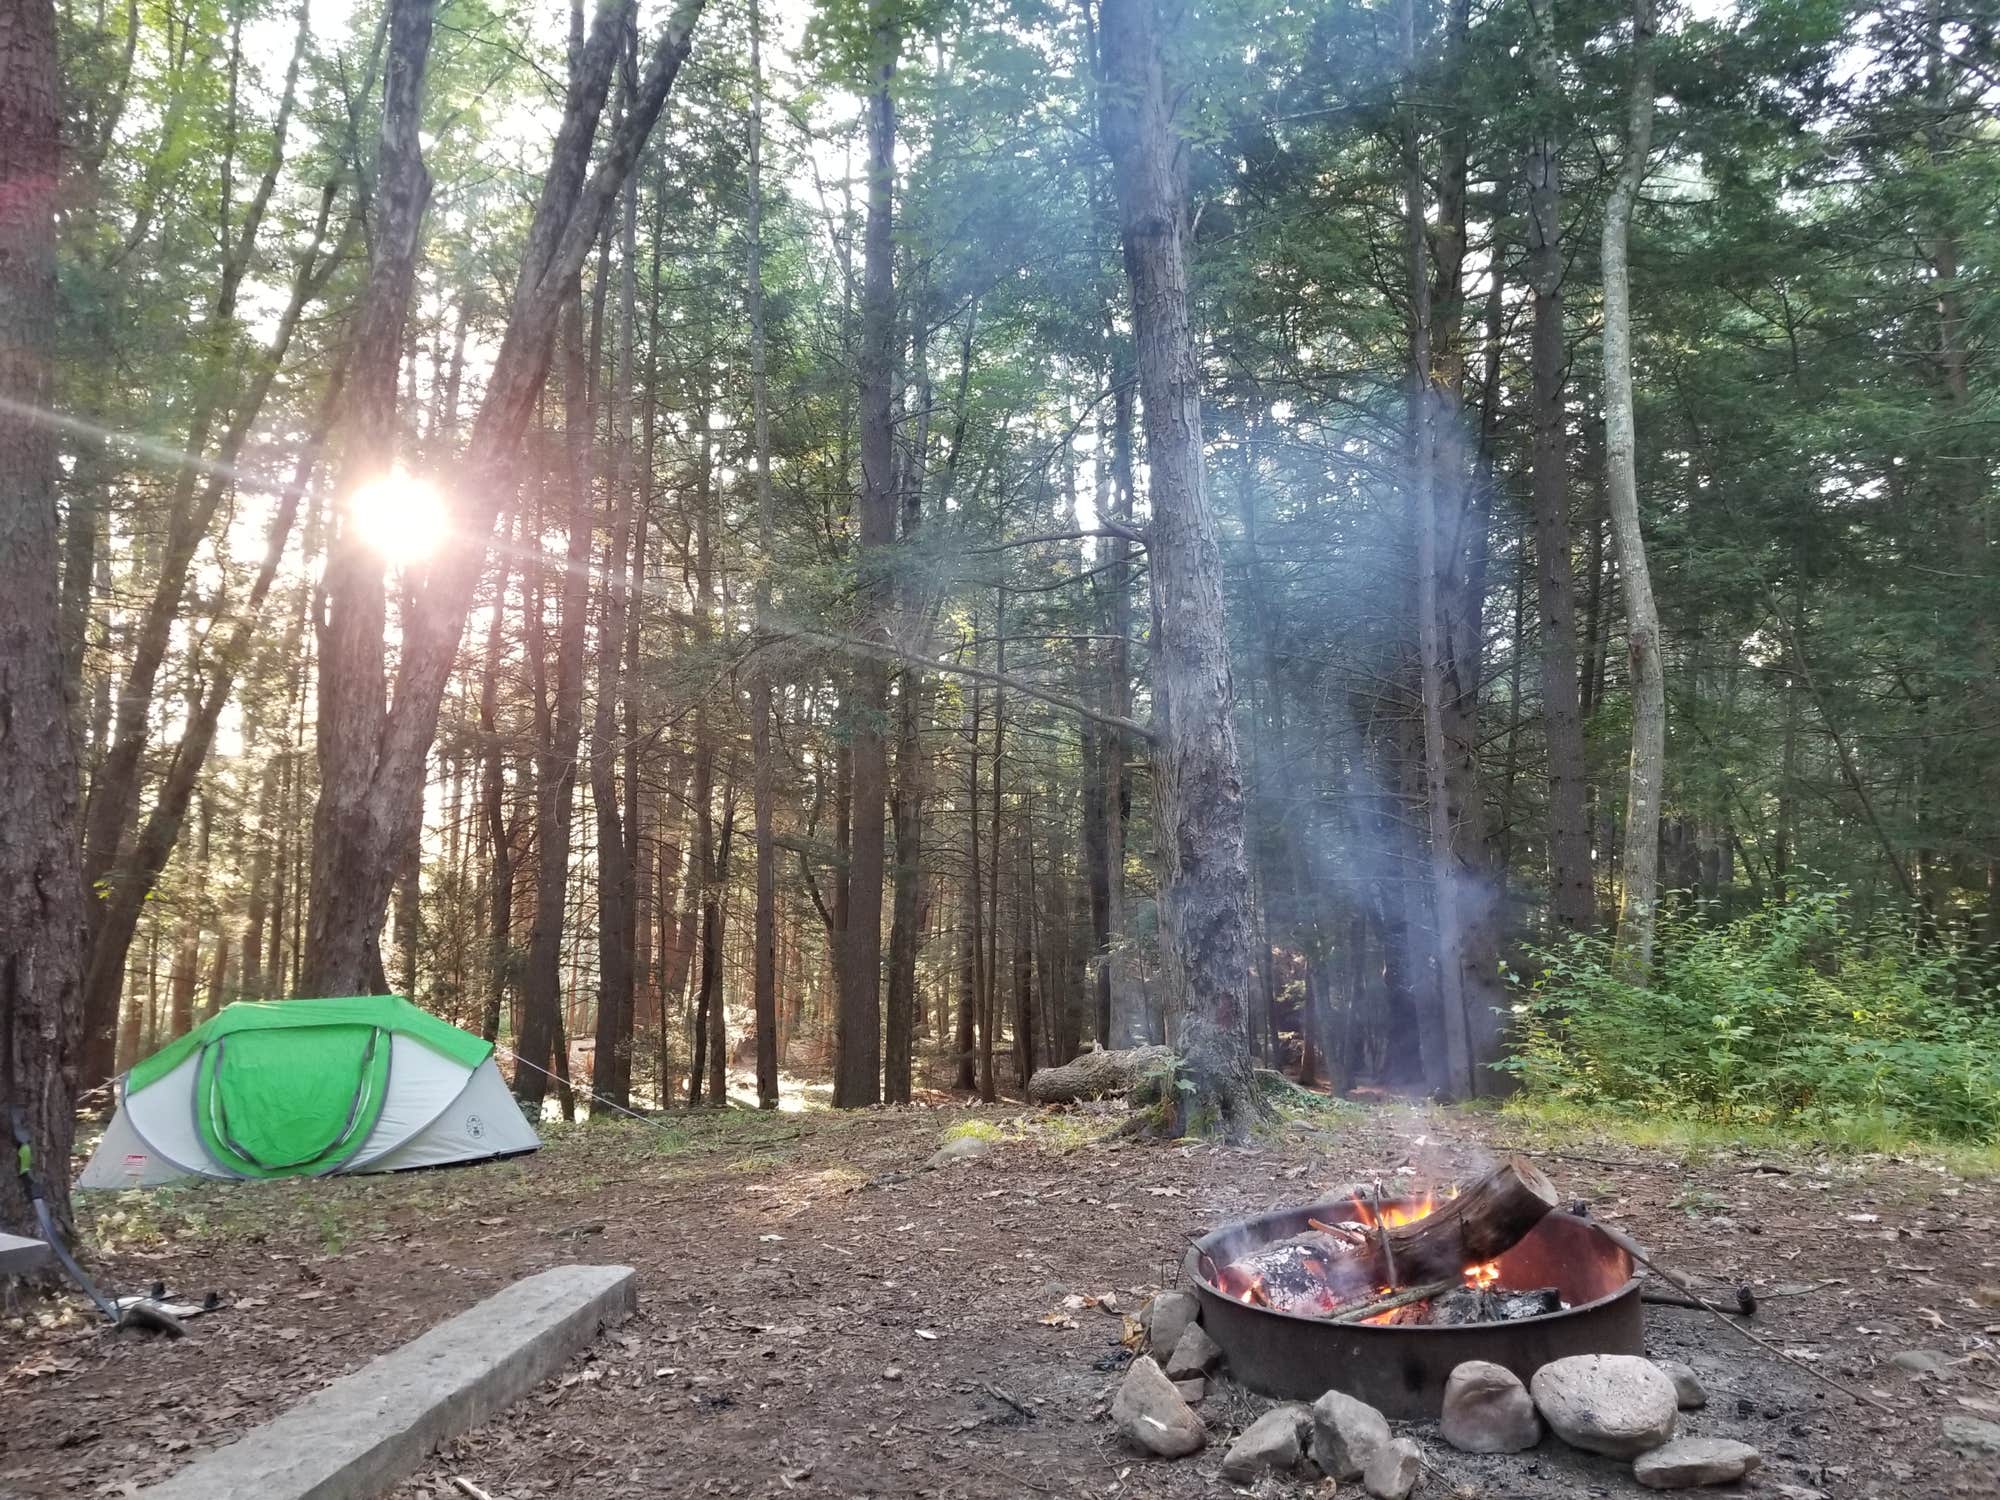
79,996 -> 539,1189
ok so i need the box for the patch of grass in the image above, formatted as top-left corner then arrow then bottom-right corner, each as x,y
1021,1110 -> 1113,1154
942,1118 -> 1005,1143
1495,1096 -> 2000,1177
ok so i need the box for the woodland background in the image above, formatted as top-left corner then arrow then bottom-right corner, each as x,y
4,0 -> 1998,1224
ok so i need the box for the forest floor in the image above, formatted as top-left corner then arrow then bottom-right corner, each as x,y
5,1093 -> 2000,1500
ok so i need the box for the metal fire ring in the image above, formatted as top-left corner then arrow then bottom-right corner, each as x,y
1182,1197 -> 1643,1419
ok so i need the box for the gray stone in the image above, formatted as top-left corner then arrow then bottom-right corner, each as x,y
1633,1437 -> 1763,1489
1888,1348 -> 1948,1376
1112,1356 -> 1206,1458
1220,1403 -> 1309,1481
1145,1289 -> 1199,1360
1943,1415 -> 2000,1455
924,1134 -> 993,1169
1530,1354 -> 1678,1458
0,1231 -> 51,1276
138,1264 -> 637,1500
1172,1376 -> 1205,1404
1164,1322 -> 1223,1379
1362,1437 -> 1423,1500
1440,1360 -> 1542,1454
1309,1389 -> 1391,1479
1655,1360 -> 1707,1409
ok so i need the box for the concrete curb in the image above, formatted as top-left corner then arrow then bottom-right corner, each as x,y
139,1263 -> 637,1500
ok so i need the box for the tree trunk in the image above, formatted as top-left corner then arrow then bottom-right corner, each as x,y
1525,0 -> 1593,936
479,507 -> 518,1043
1602,0 -> 1665,973
958,687 -> 982,1091
746,0 -> 780,1111
0,0 -> 88,1240
305,0 -> 438,995
835,0 -> 896,1108
687,411 -> 720,1106
1401,0 -> 1475,1100
590,160 -> 640,1110
518,305 -> 595,1108
1096,0 -> 1260,1134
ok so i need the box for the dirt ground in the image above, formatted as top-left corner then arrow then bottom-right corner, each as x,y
6,1097 -> 2000,1500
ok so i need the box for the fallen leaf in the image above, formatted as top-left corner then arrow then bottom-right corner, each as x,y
916,1328 -> 939,1340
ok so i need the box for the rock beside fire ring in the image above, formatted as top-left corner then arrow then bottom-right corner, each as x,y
1142,1290 -> 1199,1361
1362,1436 -> 1424,1500
1219,1403 -> 1310,1481
1633,1436 -> 1763,1489
1530,1354 -> 1679,1458
1164,1323 -> 1223,1380
1308,1389 -> 1391,1479
1112,1355 -> 1207,1458
1440,1360 -> 1543,1454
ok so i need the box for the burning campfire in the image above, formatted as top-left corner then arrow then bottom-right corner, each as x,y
1207,1158 -> 1567,1327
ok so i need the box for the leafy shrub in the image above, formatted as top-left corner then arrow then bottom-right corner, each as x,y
1500,889 -> 2000,1143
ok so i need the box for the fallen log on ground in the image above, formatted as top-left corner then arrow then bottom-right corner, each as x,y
1026,1045 -> 1175,1104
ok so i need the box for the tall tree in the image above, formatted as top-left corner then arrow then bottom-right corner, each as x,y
1602,0 -> 1664,971
747,0 -> 780,1111
1524,0 -> 1593,935
1097,0 -> 1260,1133
0,0 -> 88,1238
591,92 -> 642,1108
307,0 -> 441,994
835,0 -> 897,1108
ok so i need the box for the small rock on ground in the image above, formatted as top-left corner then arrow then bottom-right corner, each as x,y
1164,1323 -> 1223,1379
1111,1356 -> 1206,1458
1310,1390 -> 1390,1479
1362,1436 -> 1423,1500
1220,1403 -> 1309,1482
1888,1349 -> 1947,1376
1145,1290 -> 1199,1360
1172,1377 -> 1205,1404
1654,1360 -> 1707,1410
1633,1436 -> 1763,1489
924,1135 -> 992,1169
1530,1355 -> 1678,1459
1441,1360 -> 1542,1454
1942,1415 -> 2000,1454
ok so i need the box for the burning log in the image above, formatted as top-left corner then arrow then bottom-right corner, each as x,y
1342,1157 -> 1560,1289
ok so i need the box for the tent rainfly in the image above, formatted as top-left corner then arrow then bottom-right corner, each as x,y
80,996 -> 540,1189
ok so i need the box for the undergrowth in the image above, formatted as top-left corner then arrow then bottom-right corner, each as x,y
1501,887 -> 2000,1147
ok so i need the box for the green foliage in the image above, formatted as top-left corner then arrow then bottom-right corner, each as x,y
1502,890 -> 2000,1144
